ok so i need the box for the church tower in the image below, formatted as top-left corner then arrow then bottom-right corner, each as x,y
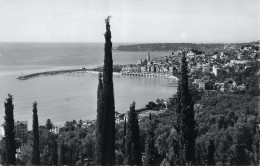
147,52 -> 150,61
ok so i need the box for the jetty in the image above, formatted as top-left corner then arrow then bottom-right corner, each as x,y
17,68 -> 91,80
17,68 -> 179,80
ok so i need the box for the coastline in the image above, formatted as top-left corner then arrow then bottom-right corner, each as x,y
120,72 -> 179,80
17,67 -> 179,80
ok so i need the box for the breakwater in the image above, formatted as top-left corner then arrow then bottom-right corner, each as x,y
17,69 -> 179,80
17,68 -> 91,80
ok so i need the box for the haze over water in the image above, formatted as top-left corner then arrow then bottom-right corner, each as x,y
0,43 -> 177,128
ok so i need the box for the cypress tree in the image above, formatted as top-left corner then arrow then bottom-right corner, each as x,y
96,72 -> 104,164
207,139 -> 215,165
51,140 -> 58,165
96,16 -> 116,165
125,102 -> 142,165
123,116 -> 126,154
46,118 -> 53,130
175,52 -> 196,164
58,141 -> 65,166
102,16 -> 116,165
195,144 -> 202,165
144,113 -> 157,166
32,101 -> 40,165
4,94 -> 16,165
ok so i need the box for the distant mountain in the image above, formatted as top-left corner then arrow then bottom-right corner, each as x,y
115,43 -> 248,53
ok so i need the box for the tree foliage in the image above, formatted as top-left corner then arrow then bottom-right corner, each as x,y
125,102 -> 142,165
58,140 -> 65,166
32,102 -> 40,165
173,52 -> 196,164
46,119 -> 53,130
207,139 -> 215,165
95,73 -> 104,164
4,94 -> 16,165
95,16 -> 116,165
144,114 -> 158,165
196,94 -> 259,165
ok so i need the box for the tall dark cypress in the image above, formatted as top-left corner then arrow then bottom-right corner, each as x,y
175,52 -> 196,164
122,117 -> 126,154
207,140 -> 215,165
96,16 -> 116,165
125,102 -> 142,166
51,140 -> 58,165
4,94 -> 16,165
96,73 -> 104,164
32,102 -> 40,165
144,113 -> 157,166
58,141 -> 65,166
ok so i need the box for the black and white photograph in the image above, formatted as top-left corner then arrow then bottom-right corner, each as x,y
0,0 -> 259,165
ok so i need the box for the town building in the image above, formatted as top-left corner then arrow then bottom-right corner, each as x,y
230,60 -> 249,64
202,63 -> 210,73
220,52 -> 226,60
212,54 -> 219,59
187,51 -> 195,58
14,121 -> 28,141
213,65 -> 224,76
50,126 -> 59,134
136,59 -> 143,65
141,66 -> 147,72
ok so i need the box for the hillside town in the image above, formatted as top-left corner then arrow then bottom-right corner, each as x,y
121,41 -> 260,94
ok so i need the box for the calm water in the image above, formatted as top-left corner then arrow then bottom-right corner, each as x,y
0,43 -> 177,128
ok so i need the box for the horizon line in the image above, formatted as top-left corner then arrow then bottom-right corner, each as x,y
0,40 -> 259,45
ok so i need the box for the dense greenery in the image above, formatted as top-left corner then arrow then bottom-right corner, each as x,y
1,93 -> 258,165
125,102 -> 142,165
3,94 -> 16,165
144,113 -> 158,165
144,94 -> 258,165
46,119 -> 53,130
32,102 -> 40,165
195,94 -> 259,165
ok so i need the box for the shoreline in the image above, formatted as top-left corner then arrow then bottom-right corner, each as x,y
120,72 -> 179,80
17,67 -> 179,80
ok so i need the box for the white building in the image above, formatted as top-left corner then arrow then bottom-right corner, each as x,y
0,126 -> 4,140
202,63 -> 210,73
212,65 -> 224,76
230,60 -> 249,64
187,51 -> 195,58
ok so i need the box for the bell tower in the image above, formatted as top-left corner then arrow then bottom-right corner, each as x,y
147,52 -> 150,61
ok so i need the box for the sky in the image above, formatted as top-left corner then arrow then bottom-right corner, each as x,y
0,0 -> 259,43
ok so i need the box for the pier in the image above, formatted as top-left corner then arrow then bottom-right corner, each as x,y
17,68 -> 91,80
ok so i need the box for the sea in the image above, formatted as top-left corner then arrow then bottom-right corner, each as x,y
0,42 -> 177,129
